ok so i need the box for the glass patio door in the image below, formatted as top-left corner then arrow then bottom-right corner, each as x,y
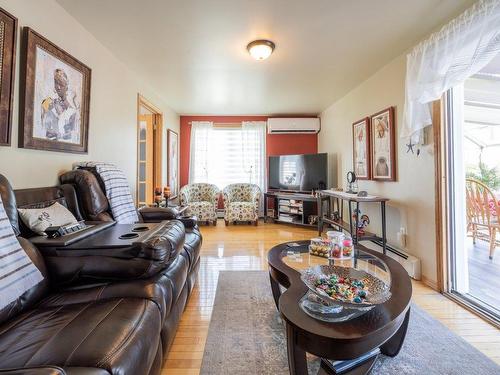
445,55 -> 500,322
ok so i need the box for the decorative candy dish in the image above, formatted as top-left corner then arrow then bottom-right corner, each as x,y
309,238 -> 330,258
299,264 -> 391,321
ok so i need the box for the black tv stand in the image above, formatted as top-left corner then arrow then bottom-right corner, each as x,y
264,191 -> 318,228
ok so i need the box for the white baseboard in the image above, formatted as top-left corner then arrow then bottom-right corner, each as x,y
363,241 -> 421,280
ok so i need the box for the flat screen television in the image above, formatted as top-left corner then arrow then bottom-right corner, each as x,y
268,153 -> 327,193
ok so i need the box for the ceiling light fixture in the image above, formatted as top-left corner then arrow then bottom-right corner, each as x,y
247,39 -> 275,61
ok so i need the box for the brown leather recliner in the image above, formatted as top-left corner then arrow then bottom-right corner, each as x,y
60,168 -> 202,294
60,168 -> 178,222
0,174 -> 201,374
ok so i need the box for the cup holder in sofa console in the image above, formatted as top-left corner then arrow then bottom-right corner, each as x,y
119,233 -> 139,240
132,226 -> 149,232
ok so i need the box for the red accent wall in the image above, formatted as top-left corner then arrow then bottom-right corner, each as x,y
179,115 -> 318,188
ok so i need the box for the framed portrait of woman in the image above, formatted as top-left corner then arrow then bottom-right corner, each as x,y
370,107 -> 396,181
352,117 -> 371,180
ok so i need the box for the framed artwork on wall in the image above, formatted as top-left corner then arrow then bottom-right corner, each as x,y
0,7 -> 17,146
19,27 -> 91,154
370,106 -> 396,181
167,129 -> 179,199
352,117 -> 371,180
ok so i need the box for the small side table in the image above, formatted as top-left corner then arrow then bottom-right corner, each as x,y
317,190 -> 389,254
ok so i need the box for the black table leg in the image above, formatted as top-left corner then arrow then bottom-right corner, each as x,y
340,199 -> 344,224
317,195 -> 323,236
381,202 -> 387,255
327,196 -> 332,219
269,273 -> 282,311
380,308 -> 411,357
354,202 -> 360,244
264,194 -> 268,223
286,322 -> 308,375
348,201 -> 353,239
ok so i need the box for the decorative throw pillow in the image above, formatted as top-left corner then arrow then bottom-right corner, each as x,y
18,202 -> 78,236
0,194 -> 44,310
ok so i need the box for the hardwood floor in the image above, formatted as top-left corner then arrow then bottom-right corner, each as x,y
162,221 -> 500,374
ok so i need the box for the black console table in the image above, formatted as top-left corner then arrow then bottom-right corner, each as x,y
264,191 -> 318,227
317,190 -> 389,254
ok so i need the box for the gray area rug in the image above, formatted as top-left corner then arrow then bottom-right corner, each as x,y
200,271 -> 500,374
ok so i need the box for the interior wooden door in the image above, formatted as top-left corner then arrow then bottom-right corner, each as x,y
137,113 -> 154,206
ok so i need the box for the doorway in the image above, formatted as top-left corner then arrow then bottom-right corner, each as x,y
441,55 -> 500,324
137,94 -> 163,207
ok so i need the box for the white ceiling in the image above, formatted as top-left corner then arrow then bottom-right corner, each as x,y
57,0 -> 475,115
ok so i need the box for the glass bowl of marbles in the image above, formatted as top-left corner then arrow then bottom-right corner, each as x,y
299,258 -> 392,322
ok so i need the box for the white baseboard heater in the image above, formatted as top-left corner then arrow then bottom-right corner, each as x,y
364,240 -> 421,280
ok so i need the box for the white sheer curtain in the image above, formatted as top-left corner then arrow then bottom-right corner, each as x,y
403,0 -> 500,141
189,121 -> 212,183
241,121 -> 267,192
242,121 -> 267,214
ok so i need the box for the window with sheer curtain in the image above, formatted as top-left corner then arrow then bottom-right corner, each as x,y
189,121 -> 266,191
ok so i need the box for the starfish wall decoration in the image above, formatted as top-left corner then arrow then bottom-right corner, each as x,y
406,139 -> 421,156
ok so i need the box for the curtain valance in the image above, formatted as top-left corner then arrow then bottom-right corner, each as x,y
402,0 -> 500,140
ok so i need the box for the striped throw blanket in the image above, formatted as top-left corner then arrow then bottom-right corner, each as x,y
74,162 -> 139,224
0,195 -> 44,310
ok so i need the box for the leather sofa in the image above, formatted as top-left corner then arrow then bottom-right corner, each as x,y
59,168 -> 202,295
0,174 -> 202,375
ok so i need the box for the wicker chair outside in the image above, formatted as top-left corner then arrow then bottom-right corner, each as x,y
466,178 -> 500,259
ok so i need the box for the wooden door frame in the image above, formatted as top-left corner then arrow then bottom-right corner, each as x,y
137,94 -> 163,205
433,98 -> 446,293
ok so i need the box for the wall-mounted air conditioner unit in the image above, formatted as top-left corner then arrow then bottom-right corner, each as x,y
267,117 -> 320,134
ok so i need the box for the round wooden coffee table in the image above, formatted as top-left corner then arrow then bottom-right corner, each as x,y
268,240 -> 412,375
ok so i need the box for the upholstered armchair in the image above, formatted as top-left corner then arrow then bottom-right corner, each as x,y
222,183 -> 261,226
180,183 -> 220,225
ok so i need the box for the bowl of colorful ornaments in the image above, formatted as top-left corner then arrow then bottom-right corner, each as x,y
301,264 -> 392,311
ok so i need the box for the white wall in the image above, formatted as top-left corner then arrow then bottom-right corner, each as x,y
0,0 -> 179,198
319,54 -> 438,285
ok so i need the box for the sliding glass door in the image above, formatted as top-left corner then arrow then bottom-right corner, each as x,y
445,56 -> 500,322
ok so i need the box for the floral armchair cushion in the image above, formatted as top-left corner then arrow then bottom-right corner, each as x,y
180,183 -> 220,221
222,183 -> 261,222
